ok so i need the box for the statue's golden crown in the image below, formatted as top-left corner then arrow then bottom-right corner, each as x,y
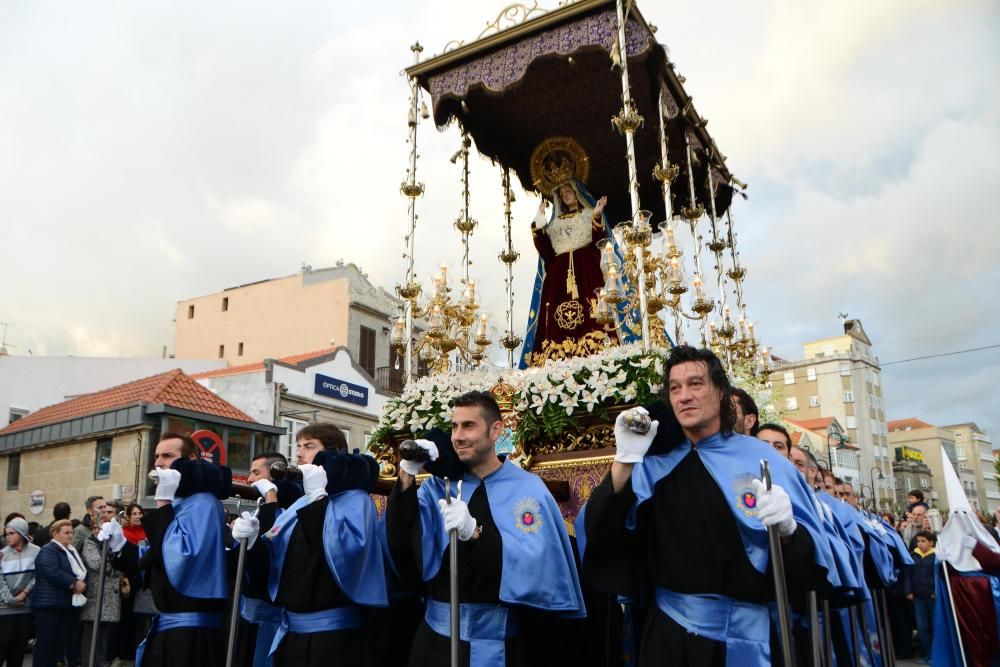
530,136 -> 590,194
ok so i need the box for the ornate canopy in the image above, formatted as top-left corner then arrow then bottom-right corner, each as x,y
406,0 -> 737,227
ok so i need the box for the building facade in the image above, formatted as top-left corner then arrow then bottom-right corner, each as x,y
0,370 -> 282,516
946,422 -> 999,514
887,418 -> 958,509
173,262 -> 405,394
786,416 -> 864,490
891,445 -> 934,508
773,320 -> 893,501
193,347 -> 391,461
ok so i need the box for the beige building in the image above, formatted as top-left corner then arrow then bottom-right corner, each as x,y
0,370 -> 282,515
773,319 -> 892,501
173,262 -> 404,393
887,418 -> 965,510
946,422 -> 999,513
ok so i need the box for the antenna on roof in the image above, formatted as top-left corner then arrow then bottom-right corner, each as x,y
0,322 -> 17,356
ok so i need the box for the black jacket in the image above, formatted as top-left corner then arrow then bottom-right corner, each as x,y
905,549 -> 936,599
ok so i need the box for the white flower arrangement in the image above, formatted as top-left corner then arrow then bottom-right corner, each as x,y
369,343 -> 667,447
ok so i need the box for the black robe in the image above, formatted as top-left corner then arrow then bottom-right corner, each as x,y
583,450 -> 826,666
139,504 -> 226,667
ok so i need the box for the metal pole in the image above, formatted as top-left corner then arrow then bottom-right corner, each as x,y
445,477 -> 460,667
848,605 -> 861,667
225,498 -> 259,667
941,561 -> 968,667
87,536 -> 110,667
878,588 -> 896,667
761,460 -> 795,666
401,42 -> 424,384
807,591 -> 823,667
822,600 -> 833,667
857,600 -> 875,666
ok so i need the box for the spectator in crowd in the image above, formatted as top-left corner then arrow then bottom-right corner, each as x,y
80,519 -> 126,667
32,520 -> 86,667
991,508 -> 1000,544
34,502 -> 72,548
27,523 -> 41,542
901,502 -> 929,549
730,387 -> 759,436
73,497 -> 106,553
0,517 -> 39,667
121,504 -> 146,545
905,489 -> 925,513
906,530 -> 937,664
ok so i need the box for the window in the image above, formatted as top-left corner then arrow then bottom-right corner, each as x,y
218,344 -> 225,358
94,438 -> 112,480
783,372 -> 795,385
843,391 -> 854,403
806,367 -> 816,381
956,445 -> 966,460
6,453 -> 20,490
222,297 -> 229,312
188,304 -> 195,319
227,428 -> 252,471
809,395 -> 820,407
238,342 -> 244,357
8,408 -> 27,424
839,362 -> 851,376
785,397 -> 798,411
359,325 -> 376,376
846,416 -> 857,429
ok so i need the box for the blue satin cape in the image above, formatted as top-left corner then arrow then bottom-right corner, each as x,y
418,461 -> 586,616
163,493 -> 227,599
264,491 -> 388,608
627,432 -> 838,587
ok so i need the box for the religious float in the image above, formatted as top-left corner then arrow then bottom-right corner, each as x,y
368,0 -> 773,525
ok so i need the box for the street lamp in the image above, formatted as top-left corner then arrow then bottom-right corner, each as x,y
827,430 -> 848,474
870,466 -> 885,511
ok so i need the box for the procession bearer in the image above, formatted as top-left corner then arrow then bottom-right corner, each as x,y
386,390 -> 586,667
581,346 -> 835,666
138,433 -> 231,667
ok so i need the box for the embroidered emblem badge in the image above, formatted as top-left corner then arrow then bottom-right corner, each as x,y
733,472 -> 759,517
513,497 -> 543,533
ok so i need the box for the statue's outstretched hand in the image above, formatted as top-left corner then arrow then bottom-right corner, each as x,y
593,196 -> 608,217
537,199 -> 549,215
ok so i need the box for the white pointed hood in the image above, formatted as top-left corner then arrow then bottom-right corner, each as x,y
936,444 -> 1000,571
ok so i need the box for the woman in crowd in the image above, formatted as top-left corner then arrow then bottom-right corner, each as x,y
121,504 -> 145,545
32,519 -> 86,667
0,517 -> 40,667
80,520 -> 124,667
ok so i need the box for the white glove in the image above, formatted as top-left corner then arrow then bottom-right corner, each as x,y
154,468 -> 182,502
252,479 -> 278,499
400,439 -> 439,477
97,521 -> 127,553
231,512 -> 260,550
613,407 -> 659,463
438,497 -> 478,542
300,464 -> 328,502
752,479 -> 797,537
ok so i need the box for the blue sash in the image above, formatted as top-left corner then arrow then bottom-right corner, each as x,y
424,599 -> 519,667
267,607 -> 362,667
240,596 -> 282,667
134,611 -> 222,667
654,588 -> 770,667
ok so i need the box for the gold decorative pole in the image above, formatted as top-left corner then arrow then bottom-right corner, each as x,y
705,167 -> 733,368
610,0 -> 650,350
681,131 -> 710,344
499,168 -> 522,367
453,132 -> 476,284
397,42 -> 427,383
654,90 -> 681,343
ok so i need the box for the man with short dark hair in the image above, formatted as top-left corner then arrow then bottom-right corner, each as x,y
387,390 -> 584,665
581,346 -> 833,665
33,502 -> 71,548
731,387 -> 760,436
137,435 -> 232,667
757,423 -> 792,458
73,495 -> 106,551
295,423 -> 348,464
790,446 -> 821,490
842,482 -> 859,509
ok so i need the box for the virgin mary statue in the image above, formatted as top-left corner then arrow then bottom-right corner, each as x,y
520,137 -> 637,367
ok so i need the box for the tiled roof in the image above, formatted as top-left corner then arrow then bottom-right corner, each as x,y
790,431 -> 804,447
887,417 -> 934,432
191,347 -> 338,379
0,369 -> 255,435
787,416 -> 835,431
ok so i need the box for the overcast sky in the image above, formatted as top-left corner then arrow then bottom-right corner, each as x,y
1,1 -> 998,438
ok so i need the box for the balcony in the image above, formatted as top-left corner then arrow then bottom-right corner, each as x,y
375,366 -> 405,395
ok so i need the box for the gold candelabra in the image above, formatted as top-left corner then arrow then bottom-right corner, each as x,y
391,264 -> 491,374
